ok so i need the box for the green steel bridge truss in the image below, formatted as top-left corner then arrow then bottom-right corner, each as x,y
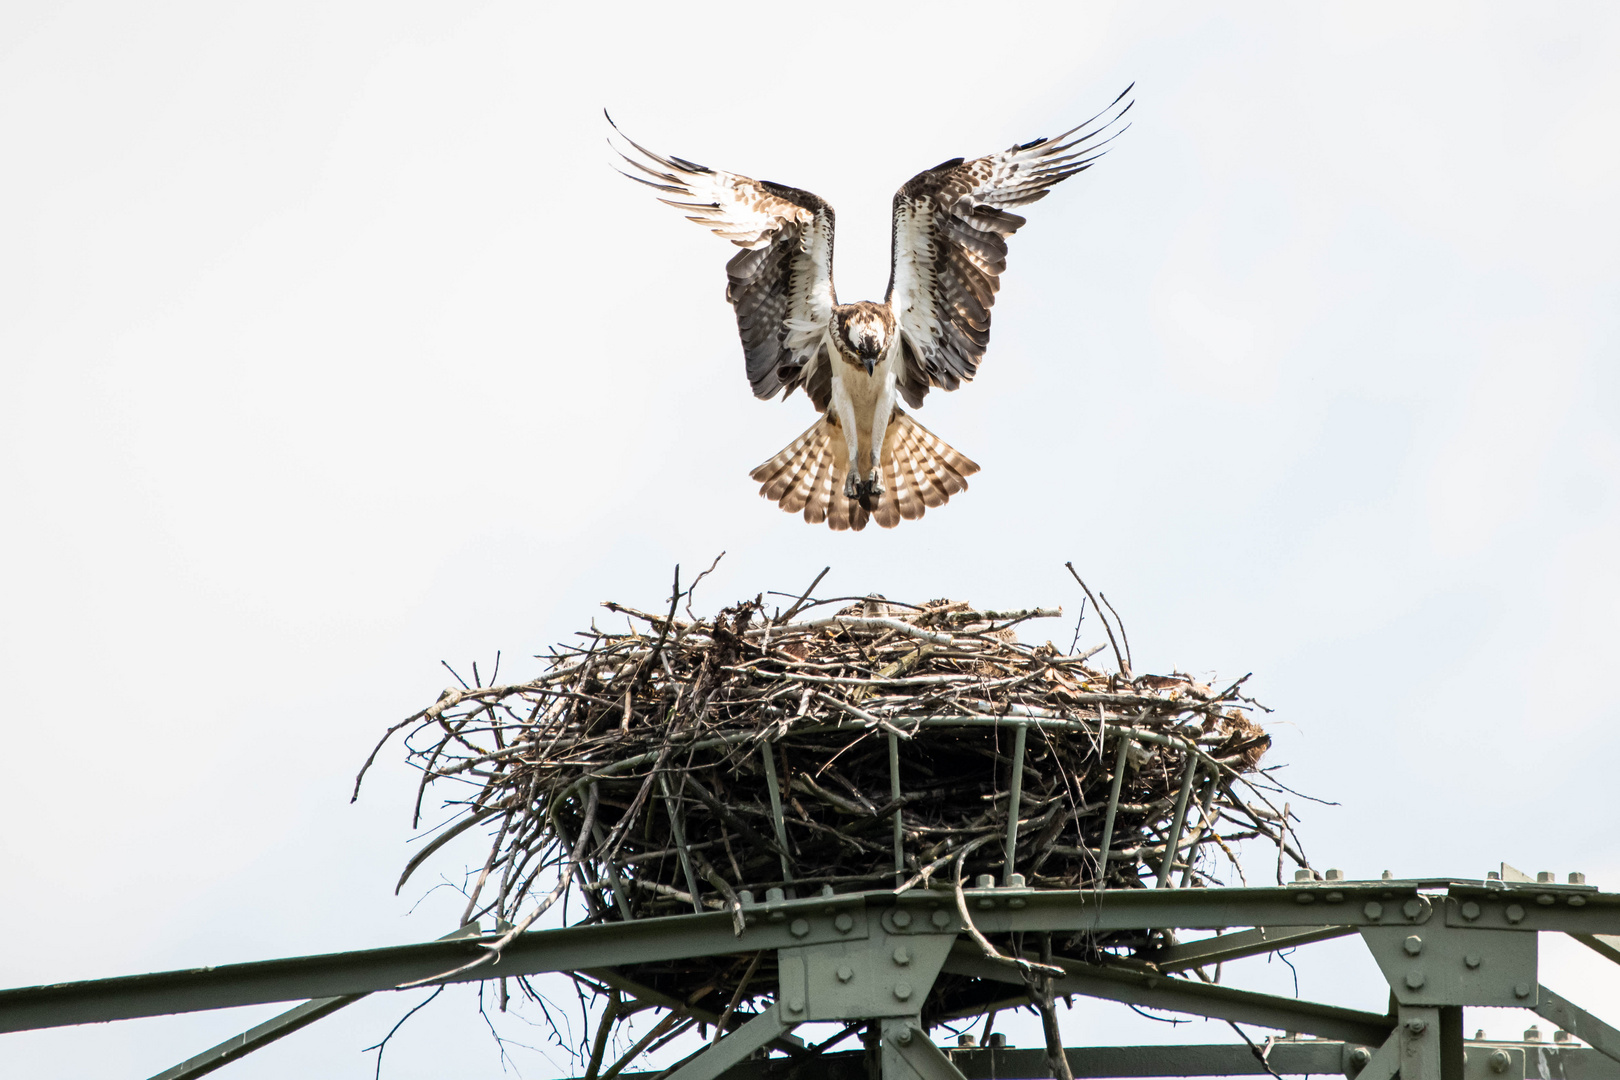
3,873 -> 1619,1080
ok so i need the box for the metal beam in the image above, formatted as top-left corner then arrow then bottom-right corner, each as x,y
964,881 -> 1617,935
952,1043 -> 1350,1079
1096,735 -> 1131,874
146,994 -> 361,1080
594,1043 -> 1620,1080
971,883 -> 1420,933
1441,884 -> 1615,934
581,969 -> 805,1055
661,1003 -> 796,1080
1155,759 -> 1199,888
760,741 -> 794,886
0,901 -> 867,1034
147,920 -> 487,1080
883,1019 -> 971,1080
940,943 -> 1394,1045
659,773 -> 705,914
1003,723 -> 1028,886
8,882 -> 1620,1037
891,732 -> 904,885
1395,1006 -> 1447,1080
935,992 -> 1032,1025
1353,1030 -> 1402,1080
1575,934 -> 1620,967
1535,986 -> 1620,1064
1143,925 -> 1355,972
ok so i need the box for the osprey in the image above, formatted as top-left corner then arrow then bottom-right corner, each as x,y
612,88 -> 1131,530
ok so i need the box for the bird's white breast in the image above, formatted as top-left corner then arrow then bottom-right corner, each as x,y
828,339 -> 901,463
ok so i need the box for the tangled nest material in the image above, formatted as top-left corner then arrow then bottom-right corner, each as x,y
357,572 -> 1309,1062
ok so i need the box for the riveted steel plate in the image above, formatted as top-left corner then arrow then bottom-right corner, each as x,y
779,931 -> 956,1023
1362,924 -> 1537,1007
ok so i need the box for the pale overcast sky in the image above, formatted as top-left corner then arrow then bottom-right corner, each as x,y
4,3 -> 1619,1077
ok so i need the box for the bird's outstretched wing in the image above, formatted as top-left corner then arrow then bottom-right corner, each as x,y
609,115 -> 837,405
885,86 -> 1133,407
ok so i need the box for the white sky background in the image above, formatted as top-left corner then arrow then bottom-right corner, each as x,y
3,1 -> 1619,1076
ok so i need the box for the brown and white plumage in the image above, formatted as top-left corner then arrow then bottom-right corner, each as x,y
610,122 -> 836,403
610,87 -> 1131,530
748,410 -> 978,531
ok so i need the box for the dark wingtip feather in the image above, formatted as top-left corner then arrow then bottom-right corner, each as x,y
604,116 -> 709,181
1040,82 -> 1137,151
612,166 -> 680,192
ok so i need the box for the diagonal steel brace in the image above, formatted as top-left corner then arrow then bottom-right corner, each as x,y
661,1002 -> 798,1080
1535,985 -> 1620,1064
147,921 -> 485,1080
582,969 -> 805,1056
1143,925 -> 1355,972
1353,1029 -> 1404,1080
882,1018 -> 971,1080
941,942 -> 1393,1045
1576,934 -> 1620,968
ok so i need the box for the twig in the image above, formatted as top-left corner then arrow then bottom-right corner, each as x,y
1227,1022 -> 1285,1080
442,660 -> 471,690
1022,933 -> 1075,1080
1068,596 -> 1089,656
599,1009 -> 690,1080
710,952 -> 762,1045
813,691 -> 913,740
363,986 -> 445,1080
582,989 -> 620,1080
1098,593 -> 1133,678
746,615 -> 956,646
635,565 -> 682,693
1275,801 -> 1291,885
1065,563 -> 1129,679
776,566 -> 831,625
952,837 -> 1064,978
683,552 -> 726,621
400,785 -> 600,988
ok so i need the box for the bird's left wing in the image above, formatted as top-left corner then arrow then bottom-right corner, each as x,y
885,86 -> 1133,407
610,115 -> 837,404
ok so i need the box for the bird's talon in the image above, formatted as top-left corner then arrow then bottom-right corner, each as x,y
867,469 -> 884,496
843,475 -> 860,499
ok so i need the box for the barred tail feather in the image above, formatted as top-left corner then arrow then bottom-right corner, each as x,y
750,418 -> 858,531
778,436 -> 821,514
755,422 -> 819,504
869,410 -> 977,526
749,410 -> 977,531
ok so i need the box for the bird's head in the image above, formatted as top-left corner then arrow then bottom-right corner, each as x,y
834,303 -> 895,375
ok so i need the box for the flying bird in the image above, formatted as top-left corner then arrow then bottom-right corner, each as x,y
611,88 -> 1131,530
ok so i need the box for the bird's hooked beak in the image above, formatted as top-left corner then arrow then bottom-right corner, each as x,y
859,333 -> 880,375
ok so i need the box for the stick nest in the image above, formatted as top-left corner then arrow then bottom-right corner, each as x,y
361,588 -> 1302,1033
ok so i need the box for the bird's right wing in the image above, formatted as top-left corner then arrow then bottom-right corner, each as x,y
610,115 -> 837,404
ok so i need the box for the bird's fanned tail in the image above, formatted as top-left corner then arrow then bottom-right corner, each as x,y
749,411 -> 979,531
